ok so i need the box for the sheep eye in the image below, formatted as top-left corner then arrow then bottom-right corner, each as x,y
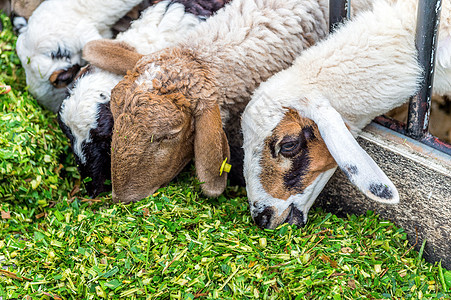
279,140 -> 300,157
51,47 -> 71,60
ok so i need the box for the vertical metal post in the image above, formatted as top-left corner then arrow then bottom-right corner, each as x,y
329,0 -> 350,33
406,0 -> 442,139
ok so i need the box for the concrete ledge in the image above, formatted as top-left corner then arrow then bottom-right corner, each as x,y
317,122 -> 451,269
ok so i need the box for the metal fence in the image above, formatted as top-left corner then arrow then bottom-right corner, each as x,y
330,0 -> 451,156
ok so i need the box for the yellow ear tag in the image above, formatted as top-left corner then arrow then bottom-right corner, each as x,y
219,158 -> 232,176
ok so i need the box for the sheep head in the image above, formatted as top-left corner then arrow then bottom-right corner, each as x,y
15,0 -> 107,112
58,65 -> 123,198
242,76 -> 399,229
88,42 -> 230,203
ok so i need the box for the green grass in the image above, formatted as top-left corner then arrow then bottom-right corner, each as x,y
1,14 -> 450,299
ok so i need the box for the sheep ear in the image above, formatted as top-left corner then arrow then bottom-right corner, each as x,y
296,98 -> 399,204
194,103 -> 230,197
83,39 -> 143,75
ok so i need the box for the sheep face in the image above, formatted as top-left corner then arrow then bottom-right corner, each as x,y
58,104 -> 113,197
16,30 -> 83,112
58,67 -> 121,197
106,47 -> 229,203
15,0 -> 105,112
243,79 -> 399,230
110,89 -> 195,203
243,108 -> 337,229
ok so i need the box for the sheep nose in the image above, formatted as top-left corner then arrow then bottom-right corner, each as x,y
284,204 -> 305,228
253,204 -> 305,229
253,207 -> 275,229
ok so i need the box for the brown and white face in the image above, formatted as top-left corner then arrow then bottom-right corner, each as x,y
242,84 -> 399,229
243,108 -> 338,229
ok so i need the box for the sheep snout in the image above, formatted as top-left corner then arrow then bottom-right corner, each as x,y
253,204 -> 305,229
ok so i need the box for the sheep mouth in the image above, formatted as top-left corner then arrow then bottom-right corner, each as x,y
253,203 -> 305,229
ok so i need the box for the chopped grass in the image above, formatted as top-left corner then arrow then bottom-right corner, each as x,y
0,14 -> 450,300
0,14 -> 79,207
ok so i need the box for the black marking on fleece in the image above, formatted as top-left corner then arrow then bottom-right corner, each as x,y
369,183 -> 394,200
176,0 -> 231,17
342,164 -> 359,180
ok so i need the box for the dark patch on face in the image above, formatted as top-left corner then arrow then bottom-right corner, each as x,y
80,102 -> 114,197
253,206 -> 275,229
284,204 -> 305,227
282,126 -> 315,191
342,164 -> 359,179
303,126 -> 314,141
58,102 -> 114,197
50,64 -> 81,88
369,183 -> 394,200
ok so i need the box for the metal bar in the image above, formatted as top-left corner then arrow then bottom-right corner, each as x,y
329,0 -> 349,33
374,116 -> 407,135
406,0 -> 442,139
420,133 -> 451,156
374,116 -> 451,155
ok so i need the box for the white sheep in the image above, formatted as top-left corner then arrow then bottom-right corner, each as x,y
83,0 -> 376,204
241,0 -> 443,229
15,0 -> 144,113
57,0 -> 202,197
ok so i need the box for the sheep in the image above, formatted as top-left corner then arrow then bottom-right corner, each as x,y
0,0 -> 44,33
0,0 -> 44,19
240,0 -> 446,229
15,0 -> 145,113
57,0 -> 202,198
83,0 -> 378,204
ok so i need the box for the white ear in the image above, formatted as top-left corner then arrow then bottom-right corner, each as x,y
293,96 -> 399,204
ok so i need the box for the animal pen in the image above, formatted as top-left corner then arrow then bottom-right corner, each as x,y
320,0 -> 451,268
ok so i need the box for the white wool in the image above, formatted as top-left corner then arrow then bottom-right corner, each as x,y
59,69 -> 122,164
16,0 -> 143,112
242,0 -> 424,220
59,1 -> 200,163
116,1 -> 200,54
135,63 -> 161,90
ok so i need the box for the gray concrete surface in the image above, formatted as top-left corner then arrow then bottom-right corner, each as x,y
316,122 -> 451,269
